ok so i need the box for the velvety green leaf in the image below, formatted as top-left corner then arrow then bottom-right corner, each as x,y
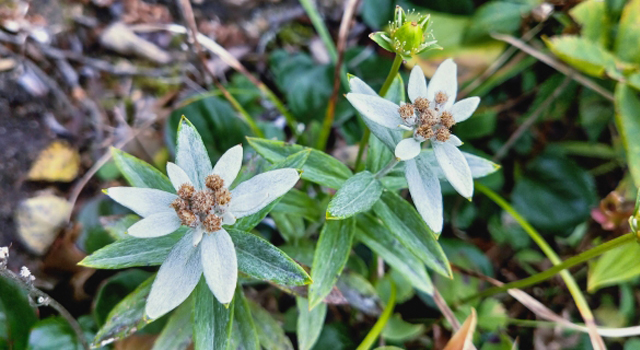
476,298 -> 508,331
228,229 -> 311,286
356,214 -> 433,294
93,269 -> 152,326
79,229 -> 186,269
193,278 -> 233,350
112,148 -> 174,193
0,275 -> 37,350
463,2 -> 531,43
93,275 -> 155,347
152,300 -> 192,350
615,83 -> 640,187
570,0 -> 611,46
373,191 -> 451,278
248,300 -> 294,350
28,317 -> 83,350
545,36 -> 617,77
309,218 -> 356,309
246,138 -> 352,189
296,297 -> 327,350
381,314 -> 425,342
232,287 -> 259,350
327,171 -> 383,220
273,189 -> 322,221
366,135 -> 394,174
614,0 -> 640,64
588,241 -> 640,292
512,154 -> 597,232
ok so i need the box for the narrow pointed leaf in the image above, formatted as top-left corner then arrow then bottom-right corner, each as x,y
309,218 -> 356,309
297,297 -> 327,350
193,278 -> 234,350
327,171 -> 383,220
373,191 -> 451,278
112,148 -> 175,193
228,229 -> 311,286
232,287 -> 260,350
248,300 -> 294,350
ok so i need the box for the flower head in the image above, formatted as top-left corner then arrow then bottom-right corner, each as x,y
105,118 -> 300,319
369,6 -> 440,59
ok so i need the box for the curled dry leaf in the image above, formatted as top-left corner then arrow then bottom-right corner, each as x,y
443,308 -> 477,350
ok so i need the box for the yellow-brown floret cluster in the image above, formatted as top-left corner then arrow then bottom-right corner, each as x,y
170,174 -> 232,232
398,93 -> 455,141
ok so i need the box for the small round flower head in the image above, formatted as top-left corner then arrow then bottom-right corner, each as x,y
435,91 -> 449,105
203,214 -> 222,232
440,111 -> 455,128
435,127 -> 451,142
420,108 -> 439,126
177,184 -> 195,200
416,125 -> 434,140
215,188 -> 232,206
191,191 -> 216,213
205,175 -> 224,191
398,104 -> 415,119
369,6 -> 439,59
177,209 -> 198,227
414,97 -> 430,112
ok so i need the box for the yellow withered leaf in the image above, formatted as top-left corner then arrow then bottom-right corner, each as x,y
28,141 -> 81,182
443,308 -> 477,350
15,194 -> 71,255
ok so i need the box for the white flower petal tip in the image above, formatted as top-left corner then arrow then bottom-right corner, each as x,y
427,59 -> 458,109
166,162 -> 192,191
201,229 -> 237,304
212,144 -> 243,186
408,65 -> 428,103
448,135 -> 463,147
433,141 -> 473,199
127,212 -> 182,238
230,168 -> 300,217
395,138 -> 422,161
451,97 -> 481,123
346,93 -> 404,130
105,187 -> 177,217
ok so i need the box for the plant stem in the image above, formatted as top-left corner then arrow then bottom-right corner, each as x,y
356,281 -> 396,350
462,233 -> 635,302
260,84 -> 301,137
298,0 -> 338,62
374,158 -> 399,179
475,182 -> 606,350
354,54 -> 403,171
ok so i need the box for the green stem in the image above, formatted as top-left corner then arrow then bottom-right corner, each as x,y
298,0 -> 338,62
221,88 -> 264,138
259,84 -> 300,138
475,183 -> 599,324
354,54 -> 403,171
356,281 -> 396,350
374,158 -> 399,179
462,233 -> 635,303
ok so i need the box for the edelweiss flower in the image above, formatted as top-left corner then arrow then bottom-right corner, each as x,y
347,59 -> 487,232
105,119 -> 300,319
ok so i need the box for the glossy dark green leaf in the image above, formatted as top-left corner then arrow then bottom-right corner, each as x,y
296,297 -> 327,350
615,83 -> 640,187
327,171 -> 383,220
373,191 -> 451,278
93,269 -> 152,326
152,300 -> 192,350
309,218 -> 356,309
356,214 -> 433,294
28,317 -> 83,350
246,138 -> 352,189
193,278 -> 233,350
79,229 -> 186,269
93,275 -> 155,347
232,287 -> 259,350
545,36 -> 617,77
228,229 -> 311,286
0,274 -> 37,350
248,300 -> 294,350
112,148 -> 174,193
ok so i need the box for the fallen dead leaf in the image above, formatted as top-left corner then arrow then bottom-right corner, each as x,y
443,308 -> 477,350
28,141 -> 81,182
15,193 -> 71,255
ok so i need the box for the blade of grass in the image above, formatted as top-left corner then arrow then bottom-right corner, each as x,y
355,281 -> 396,350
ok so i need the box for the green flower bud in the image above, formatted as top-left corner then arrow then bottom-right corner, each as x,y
392,21 -> 424,56
369,6 -> 440,59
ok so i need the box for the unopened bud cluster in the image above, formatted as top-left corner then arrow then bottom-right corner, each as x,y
369,6 -> 439,59
20,266 -> 35,283
398,93 -> 455,142
171,175 -> 231,232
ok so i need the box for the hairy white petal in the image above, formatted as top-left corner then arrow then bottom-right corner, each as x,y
201,229 -> 237,304
427,59 -> 457,110
192,226 -> 204,246
146,230 -> 202,319
106,187 -> 177,217
447,134 -> 463,147
176,119 -> 213,189
346,93 -> 405,130
348,76 -> 377,95
408,65 -> 428,103
166,162 -> 193,191
432,141 -> 473,199
229,169 -> 299,218
212,144 -> 243,187
405,158 -> 443,233
221,212 -> 236,226
451,97 -> 480,123
395,138 -> 422,160
127,212 -> 182,238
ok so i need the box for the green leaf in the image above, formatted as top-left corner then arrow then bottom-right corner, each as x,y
545,35 -> 617,77
327,171 -> 383,220
193,278 -> 233,350
361,0 -> 393,30
570,0 -> 611,47
512,153 -> 597,232
273,189 -> 322,221
93,275 -> 155,347
463,2 -> 531,43
246,137 -> 352,189
381,314 -> 425,342
93,269 -> 152,326
0,274 -> 37,350
234,150 -> 310,231
356,214 -> 433,294
248,300 -> 294,350
579,88 -> 615,141
112,148 -> 174,193
79,229 -> 186,269
614,0 -> 640,64
309,218 -> 356,309
336,272 -> 381,316
232,287 -> 260,350
588,241 -> 640,292
272,212 -> 307,242
615,83 -> 640,187
296,297 -> 327,350
28,317 -> 83,350
228,229 -> 311,286
152,300 -> 192,350
373,191 -> 451,278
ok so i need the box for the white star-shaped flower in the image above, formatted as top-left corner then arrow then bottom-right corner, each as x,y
105,119 -> 300,319
346,59 -> 486,233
